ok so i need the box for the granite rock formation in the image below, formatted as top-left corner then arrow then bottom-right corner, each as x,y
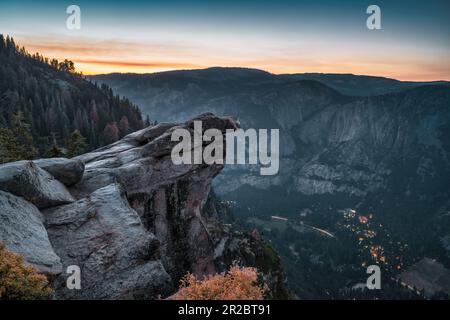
0,113 -> 289,299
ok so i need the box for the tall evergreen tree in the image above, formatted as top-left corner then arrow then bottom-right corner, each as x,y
45,136 -> 64,158
9,112 -> 37,160
0,128 -> 20,164
0,112 -> 37,164
67,129 -> 87,158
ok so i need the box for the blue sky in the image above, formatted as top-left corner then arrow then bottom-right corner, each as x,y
1,0 -> 449,79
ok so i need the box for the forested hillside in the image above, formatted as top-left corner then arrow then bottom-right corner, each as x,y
0,34 -> 149,163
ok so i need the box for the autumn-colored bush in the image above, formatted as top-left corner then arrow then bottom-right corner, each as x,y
175,264 -> 265,300
0,242 -> 53,300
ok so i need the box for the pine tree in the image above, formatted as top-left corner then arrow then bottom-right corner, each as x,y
45,136 -> 64,158
145,115 -> 151,127
0,128 -> 21,164
0,114 -> 35,164
9,112 -> 37,160
67,129 -> 87,158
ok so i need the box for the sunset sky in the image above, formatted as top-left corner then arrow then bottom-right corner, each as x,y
1,0 -> 449,80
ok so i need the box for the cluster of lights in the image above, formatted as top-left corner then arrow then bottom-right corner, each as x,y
341,208 -> 407,273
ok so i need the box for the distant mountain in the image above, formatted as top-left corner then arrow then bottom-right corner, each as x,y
0,35 -> 147,161
89,67 -> 278,121
90,67 -> 450,298
281,73 -> 449,96
89,67 -> 449,121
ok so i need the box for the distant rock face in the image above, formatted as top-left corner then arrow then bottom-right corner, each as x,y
0,190 -> 62,275
0,113 -> 289,299
0,160 -> 74,209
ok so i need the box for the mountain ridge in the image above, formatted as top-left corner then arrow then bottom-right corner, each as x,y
90,67 -> 449,97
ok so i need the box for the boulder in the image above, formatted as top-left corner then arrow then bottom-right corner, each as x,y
44,183 -> 172,299
34,158 -> 84,186
0,190 -> 62,275
0,160 -> 74,209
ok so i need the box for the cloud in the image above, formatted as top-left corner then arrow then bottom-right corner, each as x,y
75,59 -> 201,69
15,33 -> 198,58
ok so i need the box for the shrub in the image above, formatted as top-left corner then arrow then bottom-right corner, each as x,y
175,264 -> 265,300
0,242 -> 53,300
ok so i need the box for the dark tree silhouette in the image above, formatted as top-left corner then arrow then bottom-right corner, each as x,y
67,130 -> 87,158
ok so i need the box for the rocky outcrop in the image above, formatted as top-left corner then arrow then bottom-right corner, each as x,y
44,183 -> 171,299
69,113 -> 241,286
0,160 -> 74,209
34,158 -> 85,186
0,190 -> 62,275
0,113 -> 289,299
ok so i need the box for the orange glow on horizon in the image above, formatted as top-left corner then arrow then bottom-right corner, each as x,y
76,61 -> 204,75
76,61 -> 449,82
14,36 -> 450,82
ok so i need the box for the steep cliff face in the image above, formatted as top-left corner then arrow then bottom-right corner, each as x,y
0,113 -> 289,299
214,85 -> 450,211
68,113 -> 239,286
